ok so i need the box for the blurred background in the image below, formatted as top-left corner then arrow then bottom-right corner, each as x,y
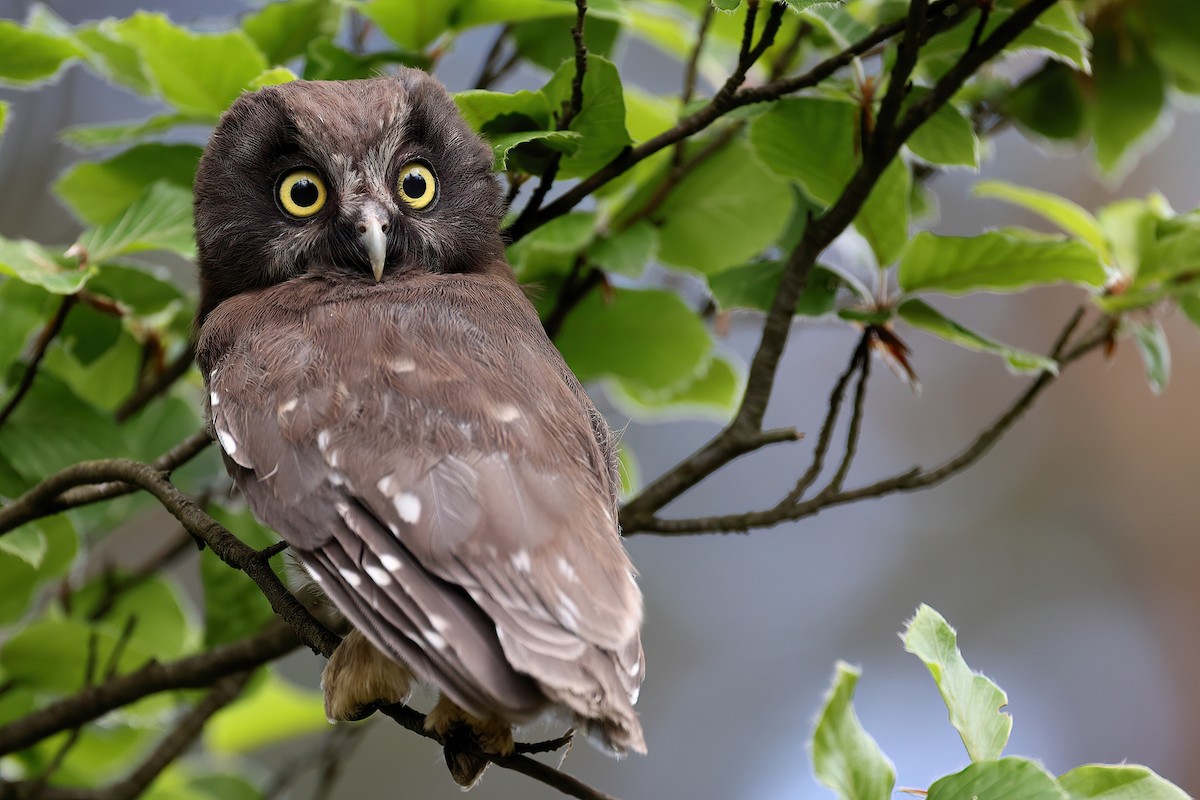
1,1 -> 1198,798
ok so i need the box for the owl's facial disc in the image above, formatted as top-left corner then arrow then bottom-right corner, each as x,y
357,202 -> 389,282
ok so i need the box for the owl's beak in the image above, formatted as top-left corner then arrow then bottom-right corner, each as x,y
357,211 -> 388,282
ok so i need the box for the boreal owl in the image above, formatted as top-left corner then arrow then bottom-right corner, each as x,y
193,71 -> 645,784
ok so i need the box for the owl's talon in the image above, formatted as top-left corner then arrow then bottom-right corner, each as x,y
425,695 -> 514,787
322,629 -> 413,723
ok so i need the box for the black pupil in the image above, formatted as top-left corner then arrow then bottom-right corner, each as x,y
402,171 -> 427,199
290,178 -> 319,207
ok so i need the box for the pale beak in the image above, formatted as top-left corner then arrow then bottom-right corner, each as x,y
358,211 -> 388,282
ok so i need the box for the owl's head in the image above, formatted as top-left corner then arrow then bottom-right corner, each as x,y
194,71 -> 504,322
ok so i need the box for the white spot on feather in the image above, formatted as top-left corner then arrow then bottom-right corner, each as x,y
380,554 -> 402,572
317,430 -> 331,452
338,567 -> 363,587
512,549 -> 532,573
393,492 -> 421,524
215,428 -> 237,455
429,614 -> 449,632
493,403 -> 521,423
556,590 -> 581,630
279,397 -> 298,413
377,475 -> 397,495
627,658 -> 641,678
364,565 -> 392,586
557,557 -> 579,583
425,631 -> 447,650
209,391 -> 220,406
389,356 -> 416,373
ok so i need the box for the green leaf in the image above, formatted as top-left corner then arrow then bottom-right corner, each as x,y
1097,198 -> 1161,280
613,354 -> 742,418
488,129 -> 581,171
903,604 -> 1012,762
73,21 -> 153,95
929,758 -> 1067,800
810,662 -> 896,800
0,237 -> 94,294
656,138 -> 794,274
897,230 -> 1106,295
512,14 -> 620,72
1006,62 -> 1087,142
0,19 -> 80,86
0,519 -> 77,626
356,0 -> 458,50
0,281 -> 53,384
974,180 -> 1109,261
1147,215 -> 1200,282
856,157 -> 910,267
60,113 -> 200,150
508,212 -> 597,282
42,322 -> 142,411
905,93 -> 980,168
0,375 -> 129,484
202,506 -> 285,648
921,9 -> 1089,74
115,13 -> 268,118
0,619 -> 152,693
1143,0 -> 1200,93
556,287 -> 713,393
206,670 -> 327,753
247,66 -> 297,91
897,299 -> 1057,374
0,101 -> 8,139
590,222 -> 658,278
69,574 -> 198,660
243,0 -> 341,64
1128,319 -> 1169,394
1058,764 -> 1190,800
540,55 -> 631,179
0,526 -> 47,568
455,89 -> 551,131
301,38 -> 429,81
77,181 -> 196,263
709,261 -> 843,316
87,262 -> 186,317
1092,26 -> 1166,177
187,775 -> 264,800
55,143 -> 202,226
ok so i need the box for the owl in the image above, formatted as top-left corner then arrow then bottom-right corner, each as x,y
192,72 -> 645,783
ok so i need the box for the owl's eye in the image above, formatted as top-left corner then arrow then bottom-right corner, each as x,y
277,170 -> 328,218
397,163 -> 437,210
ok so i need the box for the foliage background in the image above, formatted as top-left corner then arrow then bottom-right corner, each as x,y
0,0 -> 1198,798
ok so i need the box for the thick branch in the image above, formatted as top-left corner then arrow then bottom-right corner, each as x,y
0,429 -> 212,536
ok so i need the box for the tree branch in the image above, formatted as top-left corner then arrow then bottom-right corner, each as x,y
0,295 -> 76,429
507,0 -> 976,242
626,309 -> 1110,536
0,429 -> 212,537
0,621 -> 299,757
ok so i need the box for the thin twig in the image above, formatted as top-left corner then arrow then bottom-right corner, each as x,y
472,24 -> 513,89
784,334 -> 870,505
0,295 -> 77,429
114,345 -> 195,423
506,0 -> 976,242
821,340 -> 872,495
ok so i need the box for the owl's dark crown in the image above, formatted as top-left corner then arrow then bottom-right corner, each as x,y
194,71 -> 505,323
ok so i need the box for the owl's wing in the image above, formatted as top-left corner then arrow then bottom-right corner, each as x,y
200,274 -> 644,753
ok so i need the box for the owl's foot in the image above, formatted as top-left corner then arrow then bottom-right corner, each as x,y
424,694 -> 514,788
322,629 -> 413,722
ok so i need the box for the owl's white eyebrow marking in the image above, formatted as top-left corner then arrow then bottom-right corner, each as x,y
557,557 -> 579,583
492,404 -> 521,423
215,427 -> 238,455
380,554 -> 403,572
393,492 -> 421,524
364,564 -> 393,586
389,356 -> 416,372
511,549 -> 532,573
338,567 -> 363,587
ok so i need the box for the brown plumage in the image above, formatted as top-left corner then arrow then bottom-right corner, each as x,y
193,72 -> 645,781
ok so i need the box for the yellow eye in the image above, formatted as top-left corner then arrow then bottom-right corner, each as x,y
397,163 -> 437,210
277,170 -> 327,218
